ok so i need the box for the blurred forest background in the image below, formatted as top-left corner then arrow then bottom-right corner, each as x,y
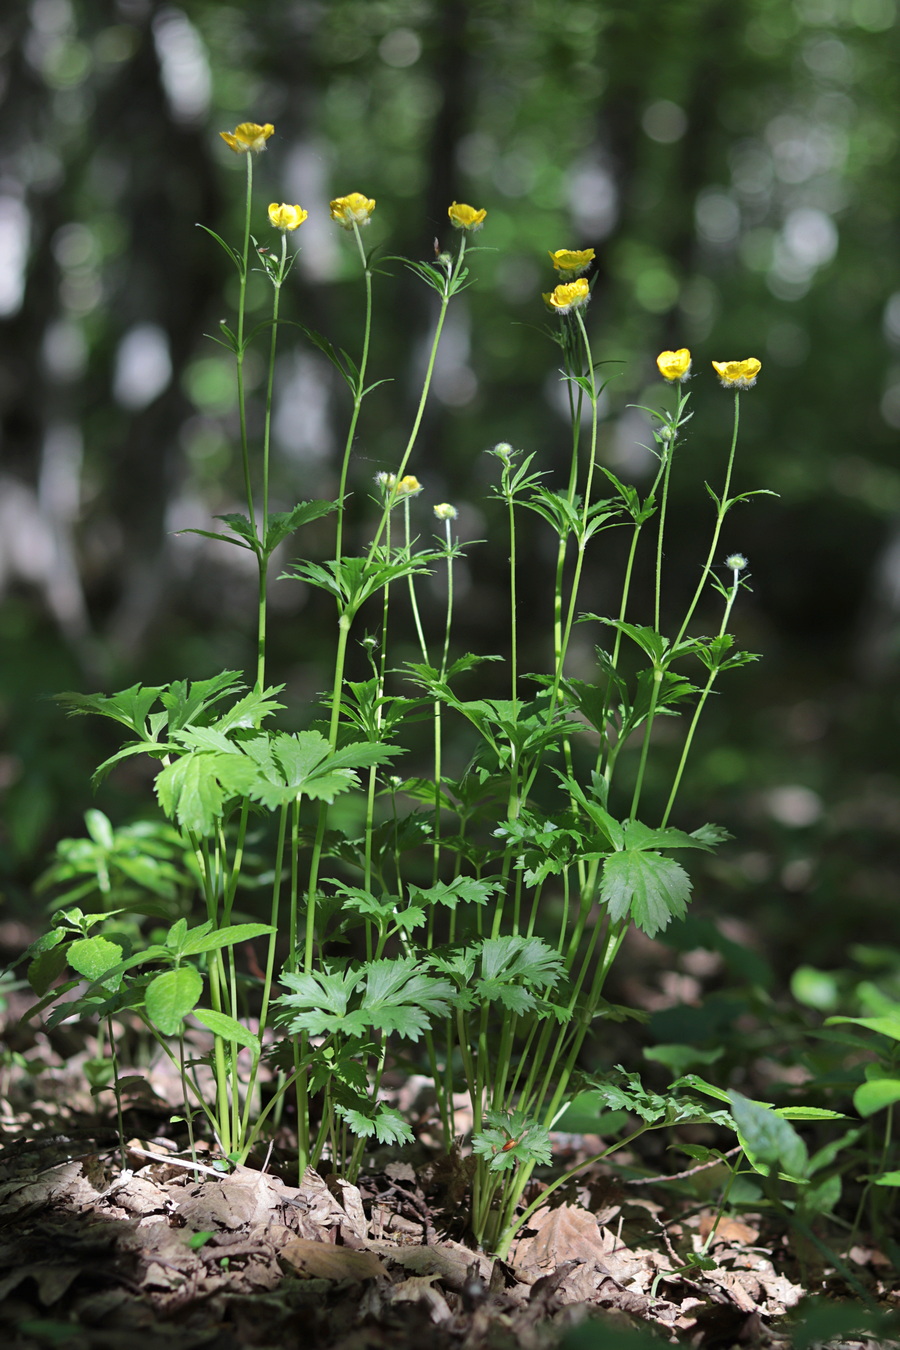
2,0 -> 900,992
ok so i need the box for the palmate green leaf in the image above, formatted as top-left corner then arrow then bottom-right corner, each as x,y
479,935 -> 565,989
358,957 -> 455,1041
336,1103 -> 414,1146
600,849 -> 691,938
158,671 -> 247,734
617,820 -> 716,853
56,682 -> 164,734
155,748 -> 261,835
242,730 -> 399,810
473,1110 -> 553,1173
410,876 -> 501,910
473,936 -> 565,1014
212,686 -> 285,732
278,966 -> 361,1035
144,966 -> 203,1036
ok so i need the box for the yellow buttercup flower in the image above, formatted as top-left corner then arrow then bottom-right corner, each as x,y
656,348 -> 692,383
330,193 -> 376,228
711,358 -> 761,389
268,203 -> 308,232
396,475 -> 421,495
448,202 -> 487,232
434,502 -> 458,520
219,122 -> 274,154
548,248 -> 595,279
542,279 -> 591,315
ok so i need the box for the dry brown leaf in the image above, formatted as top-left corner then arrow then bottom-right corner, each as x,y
366,1238 -> 492,1290
699,1211 -> 760,1245
280,1236 -> 386,1281
512,1204 -> 645,1290
388,1275 -> 453,1322
512,1202 -> 602,1278
330,1175 -> 368,1241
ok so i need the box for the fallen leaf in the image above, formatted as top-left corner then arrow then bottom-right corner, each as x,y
280,1237 -> 386,1282
699,1211 -> 760,1245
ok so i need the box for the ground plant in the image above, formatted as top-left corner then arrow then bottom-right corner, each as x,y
18,121 -> 850,1261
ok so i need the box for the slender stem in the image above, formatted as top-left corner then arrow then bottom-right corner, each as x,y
335,222 -> 373,562
368,237 -> 467,557
675,391 -> 741,649
236,153 -> 257,555
661,570 -> 742,826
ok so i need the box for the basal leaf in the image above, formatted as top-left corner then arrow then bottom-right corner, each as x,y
600,849 -> 691,938
155,749 -> 260,835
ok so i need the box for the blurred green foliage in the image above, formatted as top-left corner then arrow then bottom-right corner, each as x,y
2,0 -> 900,972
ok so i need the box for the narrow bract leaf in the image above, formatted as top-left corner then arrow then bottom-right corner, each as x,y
192,1008 -> 260,1052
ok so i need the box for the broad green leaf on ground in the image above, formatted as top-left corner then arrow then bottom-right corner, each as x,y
144,966 -> 203,1036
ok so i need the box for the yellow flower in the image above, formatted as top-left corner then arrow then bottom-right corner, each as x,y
711,358 -> 762,389
330,193 -> 376,228
396,475 -> 421,495
548,248 -> 595,279
219,122 -> 274,154
448,202 -> 487,232
434,502 -> 458,520
542,279 -> 591,315
656,348 -> 692,383
268,203 -> 308,232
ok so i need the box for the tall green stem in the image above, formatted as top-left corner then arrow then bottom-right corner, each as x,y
675,391 -> 741,648
335,223 -> 373,562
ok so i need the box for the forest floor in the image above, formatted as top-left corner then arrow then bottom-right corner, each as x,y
1,987 -> 898,1350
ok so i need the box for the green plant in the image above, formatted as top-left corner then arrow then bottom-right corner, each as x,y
20,119 -> 781,1253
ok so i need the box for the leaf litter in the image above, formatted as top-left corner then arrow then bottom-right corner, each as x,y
0,1015 -> 898,1348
